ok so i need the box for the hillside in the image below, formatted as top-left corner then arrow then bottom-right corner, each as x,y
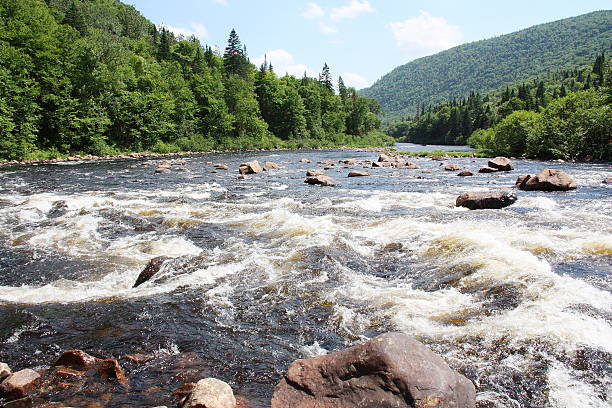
361,10 -> 612,120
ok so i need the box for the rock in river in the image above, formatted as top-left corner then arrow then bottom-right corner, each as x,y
54,350 -> 99,369
306,169 -> 324,177
347,170 -> 369,177
516,169 -> 577,191
271,332 -> 475,408
457,170 -> 474,177
0,369 -> 41,400
304,175 -> 335,186
238,161 -> 263,175
183,378 -> 236,408
133,256 -> 171,288
443,163 -> 462,171
263,161 -> 280,170
488,157 -> 513,171
456,190 -> 517,210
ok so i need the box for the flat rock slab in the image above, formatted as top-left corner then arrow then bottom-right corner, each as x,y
347,170 -> 369,177
456,190 -> 517,210
271,332 -> 475,408
0,369 -> 41,400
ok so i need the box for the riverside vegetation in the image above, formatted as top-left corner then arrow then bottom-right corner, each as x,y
0,0 -> 392,162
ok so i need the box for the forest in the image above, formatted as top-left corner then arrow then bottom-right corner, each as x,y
361,10 -> 612,121
0,0 -> 392,161
386,54 -> 611,161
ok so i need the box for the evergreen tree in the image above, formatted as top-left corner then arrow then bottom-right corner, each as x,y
319,63 -> 333,92
223,29 -> 249,77
62,1 -> 86,35
338,76 -> 348,102
158,28 -> 171,60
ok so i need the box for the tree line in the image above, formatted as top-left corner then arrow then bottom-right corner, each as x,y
0,0 -> 391,161
386,53 -> 611,160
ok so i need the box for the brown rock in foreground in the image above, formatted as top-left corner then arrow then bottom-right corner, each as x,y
347,170 -> 369,177
133,257 -> 170,288
456,191 -> 517,210
53,350 -> 99,369
0,363 -> 11,381
183,378 -> 236,408
0,369 -> 41,400
271,332 -> 475,408
238,160 -> 263,175
516,169 -> 577,191
304,175 -> 335,186
488,156 -> 513,171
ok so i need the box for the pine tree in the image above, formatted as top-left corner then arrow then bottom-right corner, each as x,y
318,63 -> 333,92
535,81 -> 546,107
158,27 -> 171,60
338,76 -> 348,101
592,53 -> 605,87
223,29 -> 249,77
63,1 -> 86,35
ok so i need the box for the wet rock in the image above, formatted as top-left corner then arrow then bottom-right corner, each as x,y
299,158 -> 311,163
0,369 -> 41,400
271,332 -> 475,408
340,158 -> 357,165
173,160 -> 187,166
183,378 -> 236,408
133,256 -> 170,288
347,170 -> 369,177
488,156 -> 513,171
0,363 -> 11,381
371,161 -> 391,168
98,359 -> 128,386
54,350 -> 98,369
306,170 -> 324,177
443,163 -> 462,171
457,170 -> 474,177
516,169 -> 577,191
431,155 -> 446,161
238,160 -> 262,175
404,162 -> 420,169
478,166 -> 499,173
48,200 -> 68,218
3,397 -> 33,408
304,175 -> 335,186
155,167 -> 171,174
456,191 -> 517,210
515,174 -> 530,187
123,353 -> 153,364
263,161 -> 280,170
214,164 -> 229,170
54,367 -> 84,380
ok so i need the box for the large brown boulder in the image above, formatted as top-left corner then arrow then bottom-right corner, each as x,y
304,175 -> 335,186
271,333 -> 475,408
238,161 -> 263,175
53,350 -> 99,369
456,191 -> 517,210
488,157 -> 513,171
0,369 -> 41,400
183,378 -> 236,408
133,257 -> 171,288
516,169 -> 577,191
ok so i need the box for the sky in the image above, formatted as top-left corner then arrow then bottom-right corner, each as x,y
127,0 -> 610,89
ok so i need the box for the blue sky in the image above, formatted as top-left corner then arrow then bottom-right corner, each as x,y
127,0 -> 610,89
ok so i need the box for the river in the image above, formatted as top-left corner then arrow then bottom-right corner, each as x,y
0,147 -> 610,407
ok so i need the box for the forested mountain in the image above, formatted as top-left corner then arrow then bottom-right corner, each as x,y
0,0 -> 391,161
361,10 -> 612,120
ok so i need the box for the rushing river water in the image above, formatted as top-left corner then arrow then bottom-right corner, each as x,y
0,146 -> 610,407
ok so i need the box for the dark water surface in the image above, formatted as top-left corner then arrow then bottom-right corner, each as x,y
0,148 -> 610,407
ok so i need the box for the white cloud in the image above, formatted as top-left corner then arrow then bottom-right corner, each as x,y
388,11 -> 462,56
252,49 -> 317,78
330,0 -> 375,22
341,72 -> 369,88
213,0 -> 228,5
318,22 -> 337,35
159,23 -> 209,41
303,2 -> 324,19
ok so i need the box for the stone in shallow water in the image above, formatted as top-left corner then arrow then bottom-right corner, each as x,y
516,169 -> 577,191
183,378 -> 236,408
53,350 -> 99,369
488,156 -> 513,171
0,369 -> 41,400
271,332 -> 475,408
133,257 -> 171,288
0,362 -> 11,381
456,190 -> 517,210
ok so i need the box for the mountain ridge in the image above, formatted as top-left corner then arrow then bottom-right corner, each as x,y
360,10 -> 612,120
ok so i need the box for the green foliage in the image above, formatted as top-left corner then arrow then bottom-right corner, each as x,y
362,11 -> 612,119
0,0 -> 385,161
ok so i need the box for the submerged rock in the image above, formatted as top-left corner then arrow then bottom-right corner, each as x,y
271,332 -> 475,408
238,161 -> 262,175
0,369 -> 41,400
456,190 -> 517,210
98,359 -> 128,386
516,169 -> 577,191
133,257 -> 171,288
183,378 -> 236,408
48,200 -> 68,218
347,170 -> 369,177
304,175 -> 335,186
488,157 -> 513,171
